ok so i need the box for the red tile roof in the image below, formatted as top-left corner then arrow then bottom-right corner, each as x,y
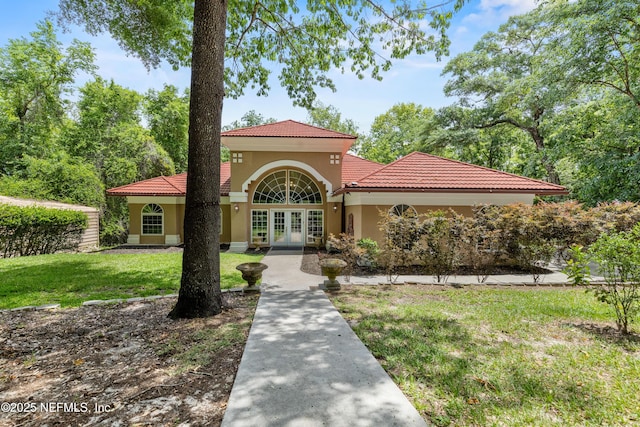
107,174 -> 187,197
339,152 -> 567,195
107,152 -> 567,197
341,153 -> 383,185
107,163 -> 231,196
221,120 -> 356,139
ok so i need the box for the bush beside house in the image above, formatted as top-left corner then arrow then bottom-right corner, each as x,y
328,201 -> 640,284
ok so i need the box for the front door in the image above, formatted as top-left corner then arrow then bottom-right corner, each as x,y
271,210 -> 304,247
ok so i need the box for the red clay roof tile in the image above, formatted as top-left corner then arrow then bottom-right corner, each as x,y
221,120 -> 356,139
341,153 -> 383,185
341,152 -> 567,194
107,163 -> 231,196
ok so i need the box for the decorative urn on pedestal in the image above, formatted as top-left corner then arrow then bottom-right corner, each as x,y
319,258 -> 347,291
236,262 -> 268,293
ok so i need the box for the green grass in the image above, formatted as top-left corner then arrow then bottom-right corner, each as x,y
330,286 -> 640,427
157,320 -> 253,374
0,251 -> 263,309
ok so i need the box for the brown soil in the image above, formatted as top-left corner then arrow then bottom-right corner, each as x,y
0,294 -> 257,427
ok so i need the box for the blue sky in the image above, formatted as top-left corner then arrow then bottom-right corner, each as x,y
0,0 -> 536,131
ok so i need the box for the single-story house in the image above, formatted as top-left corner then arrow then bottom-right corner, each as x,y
107,120 -> 567,251
0,195 -> 100,250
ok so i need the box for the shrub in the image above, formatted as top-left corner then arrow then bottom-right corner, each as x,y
566,225 -> 640,334
0,204 -> 88,258
356,237 -> 379,269
326,233 -> 362,281
378,210 -> 420,282
591,201 -> 640,234
563,245 -> 591,286
459,214 -> 499,283
414,210 -> 464,283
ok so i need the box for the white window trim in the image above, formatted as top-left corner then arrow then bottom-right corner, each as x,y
306,209 -> 324,244
390,204 -> 417,217
141,203 -> 164,236
252,169 -> 323,205
251,209 -> 269,244
242,160 -> 333,194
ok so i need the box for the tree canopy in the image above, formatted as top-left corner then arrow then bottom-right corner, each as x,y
56,0 -> 469,318
357,102 -> 434,163
437,0 -> 640,202
0,20 -> 95,174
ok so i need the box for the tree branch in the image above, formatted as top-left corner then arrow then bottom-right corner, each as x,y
474,117 -> 526,131
232,2 -> 259,53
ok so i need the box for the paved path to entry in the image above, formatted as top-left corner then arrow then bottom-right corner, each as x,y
221,249 -> 427,427
258,249 -> 321,291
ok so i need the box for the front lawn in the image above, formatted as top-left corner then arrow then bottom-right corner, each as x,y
329,285 -> 640,427
0,251 -> 263,309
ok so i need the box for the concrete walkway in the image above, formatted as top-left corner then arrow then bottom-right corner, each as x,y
259,249 -> 321,291
222,249 -> 591,426
221,249 -> 427,426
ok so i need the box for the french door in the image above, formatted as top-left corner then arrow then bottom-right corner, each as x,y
271,210 -> 304,247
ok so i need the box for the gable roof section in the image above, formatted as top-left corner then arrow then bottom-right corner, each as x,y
107,163 -> 231,197
221,120 -> 357,139
341,153 -> 383,185
339,152 -> 567,195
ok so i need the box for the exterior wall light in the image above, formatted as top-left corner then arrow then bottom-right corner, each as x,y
234,204 -> 239,212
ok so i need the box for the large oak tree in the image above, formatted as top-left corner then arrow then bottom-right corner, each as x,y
58,0 -> 467,318
442,8 -> 569,185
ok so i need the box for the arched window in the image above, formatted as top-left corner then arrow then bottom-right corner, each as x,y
142,203 -> 163,235
253,170 -> 322,204
253,171 -> 288,204
390,204 -> 417,217
288,171 -> 322,204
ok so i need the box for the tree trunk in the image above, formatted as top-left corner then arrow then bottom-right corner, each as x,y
528,127 -> 561,186
169,0 -> 227,319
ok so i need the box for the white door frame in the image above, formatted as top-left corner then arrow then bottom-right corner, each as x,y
270,209 -> 305,247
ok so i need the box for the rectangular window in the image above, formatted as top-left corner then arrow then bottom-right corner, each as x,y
306,210 -> 324,244
251,210 -> 268,243
142,215 -> 163,235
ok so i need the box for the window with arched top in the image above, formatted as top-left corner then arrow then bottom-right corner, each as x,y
253,170 -> 322,204
390,204 -> 417,217
142,203 -> 163,235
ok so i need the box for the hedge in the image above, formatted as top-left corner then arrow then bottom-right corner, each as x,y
0,204 -> 88,258
371,201 -> 640,283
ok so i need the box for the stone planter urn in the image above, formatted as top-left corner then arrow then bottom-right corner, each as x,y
319,258 -> 347,291
236,262 -> 268,293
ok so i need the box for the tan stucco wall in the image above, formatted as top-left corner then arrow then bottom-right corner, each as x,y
230,151 -> 342,194
129,201 -> 229,245
129,203 -> 172,245
326,202 -> 342,238
221,204 -> 231,244
162,204 -> 179,236
129,203 -> 142,236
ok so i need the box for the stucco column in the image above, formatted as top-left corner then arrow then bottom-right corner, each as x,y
229,197 -> 249,252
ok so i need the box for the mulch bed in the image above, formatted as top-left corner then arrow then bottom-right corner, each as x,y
0,294 -> 257,427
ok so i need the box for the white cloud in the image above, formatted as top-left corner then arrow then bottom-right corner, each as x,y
462,0 -> 537,28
